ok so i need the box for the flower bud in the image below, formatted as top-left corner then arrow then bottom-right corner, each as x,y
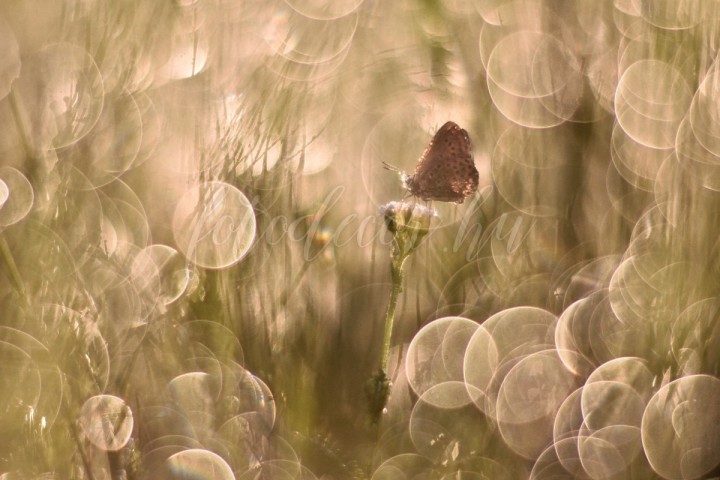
379,201 -> 438,260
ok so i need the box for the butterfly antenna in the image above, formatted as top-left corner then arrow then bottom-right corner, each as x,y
382,161 -> 400,172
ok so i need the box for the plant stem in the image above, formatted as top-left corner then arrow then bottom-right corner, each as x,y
0,236 -> 27,304
380,258 -> 405,374
369,201 -> 435,424
366,254 -> 407,426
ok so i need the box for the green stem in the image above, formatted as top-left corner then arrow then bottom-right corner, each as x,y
277,258 -> 313,307
380,255 -> 406,374
0,236 -> 27,304
366,253 -> 408,426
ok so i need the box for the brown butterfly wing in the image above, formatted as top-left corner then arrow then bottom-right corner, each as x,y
408,121 -> 479,203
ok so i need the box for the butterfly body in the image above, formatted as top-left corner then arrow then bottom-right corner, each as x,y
393,121 -> 479,204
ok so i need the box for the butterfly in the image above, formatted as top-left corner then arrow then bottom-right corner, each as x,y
384,121 -> 479,204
